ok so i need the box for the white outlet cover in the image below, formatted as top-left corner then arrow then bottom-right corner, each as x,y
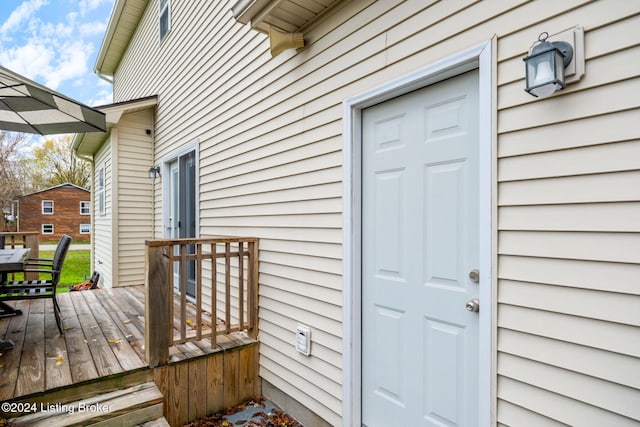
295,324 -> 311,356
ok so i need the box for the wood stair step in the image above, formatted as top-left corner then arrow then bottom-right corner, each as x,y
10,381 -> 164,427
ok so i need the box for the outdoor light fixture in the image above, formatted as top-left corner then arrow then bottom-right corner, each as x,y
148,166 -> 161,179
523,32 -> 574,98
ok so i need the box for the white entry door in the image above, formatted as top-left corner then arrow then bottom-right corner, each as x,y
362,70 -> 480,427
167,151 -> 197,297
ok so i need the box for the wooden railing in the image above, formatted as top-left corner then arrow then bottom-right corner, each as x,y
145,237 -> 259,367
0,232 -> 40,280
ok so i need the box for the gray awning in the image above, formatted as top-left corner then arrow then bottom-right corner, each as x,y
0,66 -> 106,135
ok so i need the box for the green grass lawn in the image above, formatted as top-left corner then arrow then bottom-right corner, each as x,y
36,249 -> 91,292
4,249 -> 91,293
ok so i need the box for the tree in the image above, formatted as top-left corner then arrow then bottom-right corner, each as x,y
30,135 -> 90,189
0,131 -> 33,221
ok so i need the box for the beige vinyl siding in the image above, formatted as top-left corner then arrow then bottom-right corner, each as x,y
116,110 -> 154,287
109,0 -> 640,424
495,2 -> 640,425
93,141 -> 113,288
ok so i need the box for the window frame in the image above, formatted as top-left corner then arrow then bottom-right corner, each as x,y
80,201 -> 91,215
159,0 -> 171,41
42,200 -> 54,215
97,167 -> 105,216
42,224 -> 54,234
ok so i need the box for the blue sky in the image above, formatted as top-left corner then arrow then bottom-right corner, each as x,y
0,0 -> 115,107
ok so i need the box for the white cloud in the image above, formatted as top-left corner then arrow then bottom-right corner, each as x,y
1,42 -> 54,80
0,0 -> 48,36
79,0 -> 113,17
44,40 -> 92,89
89,89 -> 113,107
79,20 -> 108,37
0,0 -> 114,104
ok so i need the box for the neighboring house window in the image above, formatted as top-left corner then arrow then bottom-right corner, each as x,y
42,200 -> 54,214
98,167 -> 105,216
159,0 -> 170,40
42,224 -> 54,234
80,201 -> 91,215
80,224 -> 91,234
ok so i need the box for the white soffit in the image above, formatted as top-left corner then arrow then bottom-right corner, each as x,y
231,0 -> 345,33
95,0 -> 149,76
72,95 -> 158,157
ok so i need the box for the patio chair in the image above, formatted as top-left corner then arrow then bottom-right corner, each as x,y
0,234 -> 72,334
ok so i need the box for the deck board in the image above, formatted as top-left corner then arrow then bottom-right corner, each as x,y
16,299 -> 45,396
43,302 -> 71,390
57,291 -> 100,384
0,300 -> 30,400
0,285 -> 253,402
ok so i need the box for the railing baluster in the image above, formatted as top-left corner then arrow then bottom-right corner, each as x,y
211,242 -> 217,348
196,243 -> 202,341
248,240 -> 258,339
238,241 -> 244,329
180,243 -> 187,343
167,245 -> 174,345
225,242 -> 231,334
145,237 -> 259,365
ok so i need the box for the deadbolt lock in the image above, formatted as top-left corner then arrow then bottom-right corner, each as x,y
469,269 -> 480,283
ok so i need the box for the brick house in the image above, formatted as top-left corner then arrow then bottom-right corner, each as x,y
16,183 -> 91,242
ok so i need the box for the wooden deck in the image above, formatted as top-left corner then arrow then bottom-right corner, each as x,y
0,285 -> 255,402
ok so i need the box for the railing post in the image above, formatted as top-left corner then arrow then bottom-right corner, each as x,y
24,233 -> 39,281
145,243 -> 171,367
248,240 -> 259,339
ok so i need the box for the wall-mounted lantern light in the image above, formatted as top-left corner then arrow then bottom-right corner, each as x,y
523,32 -> 574,98
148,166 -> 161,179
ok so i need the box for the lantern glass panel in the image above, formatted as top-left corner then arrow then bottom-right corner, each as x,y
526,48 -> 566,98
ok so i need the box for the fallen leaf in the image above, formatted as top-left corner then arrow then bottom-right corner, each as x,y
56,356 -> 64,363
107,338 -> 122,344
186,319 -> 193,324
123,319 -> 132,324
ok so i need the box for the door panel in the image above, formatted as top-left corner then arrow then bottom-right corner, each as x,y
362,70 -> 479,427
168,151 -> 197,297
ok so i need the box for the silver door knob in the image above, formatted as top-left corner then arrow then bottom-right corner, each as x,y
466,298 -> 480,312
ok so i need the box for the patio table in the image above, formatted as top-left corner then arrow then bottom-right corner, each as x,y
0,248 -> 30,317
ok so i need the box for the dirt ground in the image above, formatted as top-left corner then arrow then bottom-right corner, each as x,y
183,397 -> 303,427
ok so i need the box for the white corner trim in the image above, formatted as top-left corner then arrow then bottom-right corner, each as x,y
342,40 -> 494,427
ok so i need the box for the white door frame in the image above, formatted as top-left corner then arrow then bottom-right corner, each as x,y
161,141 -> 200,240
342,40 -> 495,427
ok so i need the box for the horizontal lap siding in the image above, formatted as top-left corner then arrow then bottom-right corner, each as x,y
94,143 -> 113,288
496,2 -> 640,425
116,110 -> 154,287
110,0 -> 640,424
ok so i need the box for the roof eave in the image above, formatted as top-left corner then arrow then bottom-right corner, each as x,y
94,0 -> 149,77
73,95 -> 158,157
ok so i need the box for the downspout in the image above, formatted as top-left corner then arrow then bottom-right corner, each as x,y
150,109 -> 157,239
72,146 -> 96,279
